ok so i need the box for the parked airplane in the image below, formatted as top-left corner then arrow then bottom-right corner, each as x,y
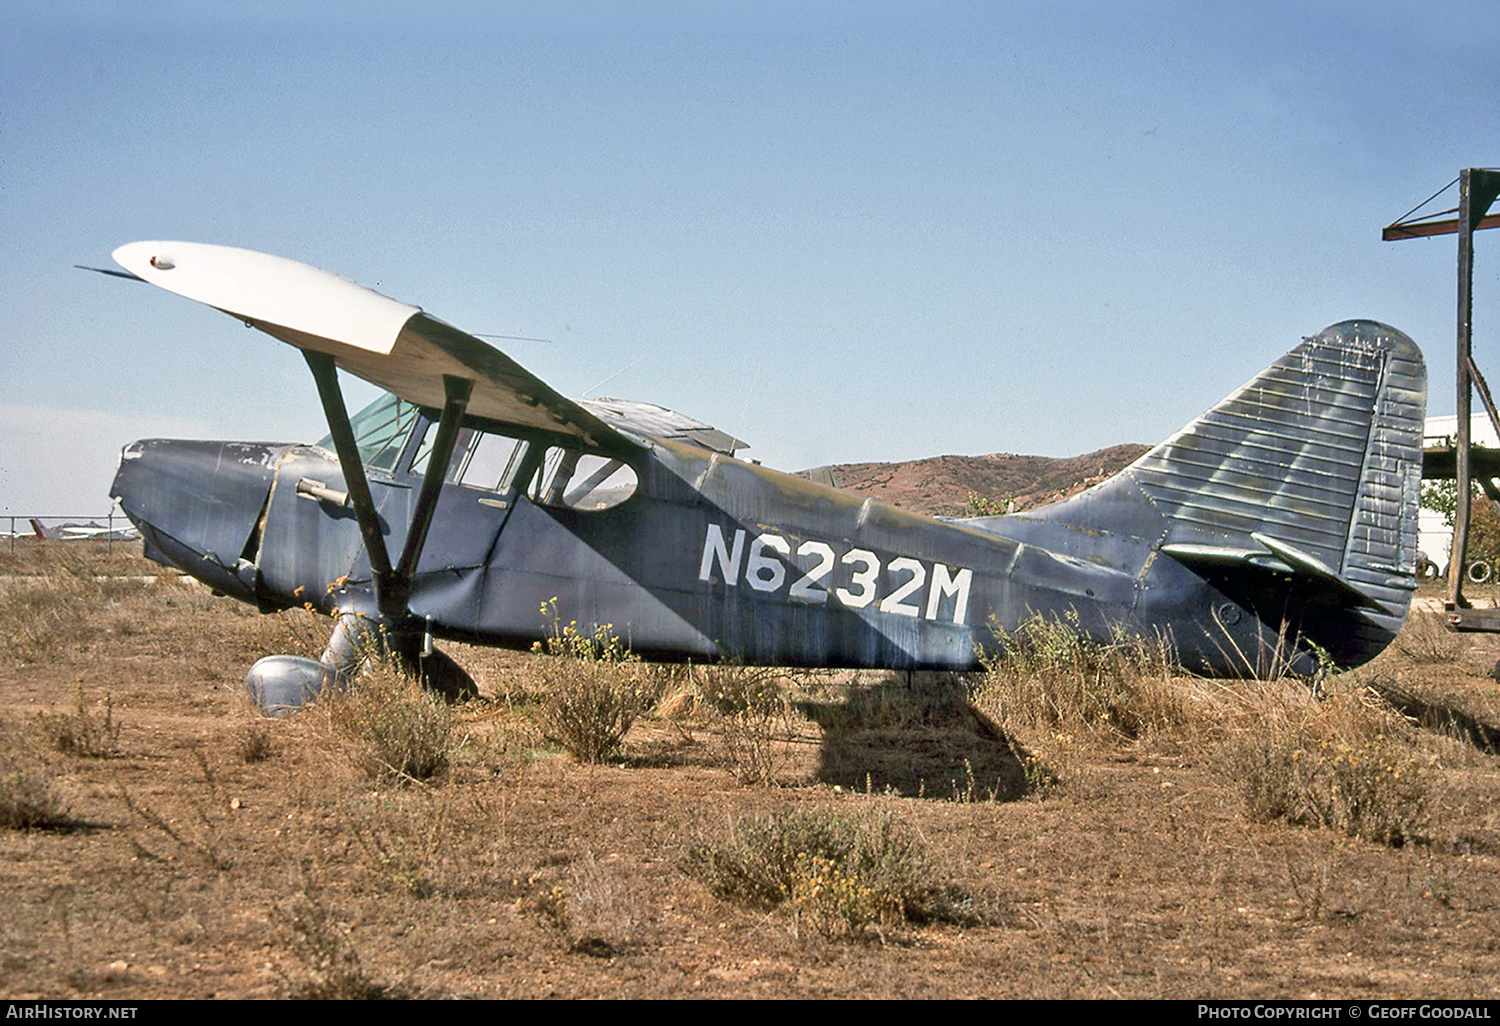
30,518 -> 140,541
100,242 -> 1426,712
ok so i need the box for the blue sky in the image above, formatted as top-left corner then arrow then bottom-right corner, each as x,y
2,1 -> 1497,514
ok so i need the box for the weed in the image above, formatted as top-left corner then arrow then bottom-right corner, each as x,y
258,602 -> 337,661
0,571 -> 129,663
0,737 -> 71,830
702,664 -> 796,785
341,791 -> 451,898
1282,846 -> 1352,921
644,663 -> 699,719
680,806 -> 976,940
519,854 -> 641,956
973,613 -> 1191,743
1016,736 -> 1067,796
1366,677 -> 1500,754
237,722 -> 274,763
273,888 -> 405,999
523,881 -> 574,937
948,758 -> 991,803
1220,684 -> 1427,847
1393,611 -> 1464,665
531,599 -> 657,763
564,852 -> 641,955
475,706 -> 547,762
120,785 -> 231,871
321,658 -> 457,784
34,682 -> 121,758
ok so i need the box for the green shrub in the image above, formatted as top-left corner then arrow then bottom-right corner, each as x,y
532,600 -> 657,763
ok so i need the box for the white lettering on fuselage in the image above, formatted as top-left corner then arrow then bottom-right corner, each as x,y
697,525 -> 972,625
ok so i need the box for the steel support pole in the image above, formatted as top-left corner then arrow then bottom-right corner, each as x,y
1448,170 -> 1478,609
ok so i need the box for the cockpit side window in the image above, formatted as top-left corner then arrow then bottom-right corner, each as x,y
347,401 -> 630,508
410,423 -> 530,494
323,393 -> 421,472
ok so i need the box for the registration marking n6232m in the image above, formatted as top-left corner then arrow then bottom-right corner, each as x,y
697,525 -> 972,625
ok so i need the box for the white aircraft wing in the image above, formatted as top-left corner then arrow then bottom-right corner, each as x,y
113,241 -> 636,451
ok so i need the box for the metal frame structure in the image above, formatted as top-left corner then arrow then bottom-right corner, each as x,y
1385,168 -> 1500,629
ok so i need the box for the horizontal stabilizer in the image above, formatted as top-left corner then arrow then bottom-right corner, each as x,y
1161,532 -> 1392,613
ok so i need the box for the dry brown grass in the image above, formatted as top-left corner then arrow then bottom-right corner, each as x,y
1393,610 -> 1465,665
518,851 -> 646,957
339,789 -> 453,898
273,886 -> 408,999
699,664 -> 800,785
1215,679 -> 1429,847
0,573 -> 155,664
236,721 -> 274,763
0,730 -> 72,830
680,806 -> 980,941
972,614 -> 1439,850
5,543 -> 1500,998
973,614 -> 1196,744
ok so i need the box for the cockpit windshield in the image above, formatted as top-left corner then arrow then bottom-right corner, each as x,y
318,393 -> 638,511
319,392 -> 420,471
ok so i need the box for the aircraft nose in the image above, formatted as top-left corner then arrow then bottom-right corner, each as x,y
111,439 -> 290,597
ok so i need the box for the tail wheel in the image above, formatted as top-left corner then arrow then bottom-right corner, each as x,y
1469,560 -> 1493,585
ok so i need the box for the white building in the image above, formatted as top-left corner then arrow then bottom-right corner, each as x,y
1418,413 -> 1500,574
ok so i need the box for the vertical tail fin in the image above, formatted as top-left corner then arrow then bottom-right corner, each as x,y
1134,319 -> 1426,664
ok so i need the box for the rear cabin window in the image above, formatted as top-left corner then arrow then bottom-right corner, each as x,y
529,447 -> 638,511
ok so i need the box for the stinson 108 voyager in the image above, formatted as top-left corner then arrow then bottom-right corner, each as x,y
99,242 -> 1426,711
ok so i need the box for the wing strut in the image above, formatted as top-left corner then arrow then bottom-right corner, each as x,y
302,351 -> 473,621
396,374 -> 473,589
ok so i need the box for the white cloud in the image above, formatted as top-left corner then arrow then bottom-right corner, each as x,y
0,404 -> 213,516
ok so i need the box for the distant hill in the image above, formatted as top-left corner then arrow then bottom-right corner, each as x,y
796,443 -> 1149,518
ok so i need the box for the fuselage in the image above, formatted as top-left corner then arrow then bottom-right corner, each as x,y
111,414 -> 1358,678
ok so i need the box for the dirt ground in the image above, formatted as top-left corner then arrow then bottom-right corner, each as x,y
2,538 -> 1500,1000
